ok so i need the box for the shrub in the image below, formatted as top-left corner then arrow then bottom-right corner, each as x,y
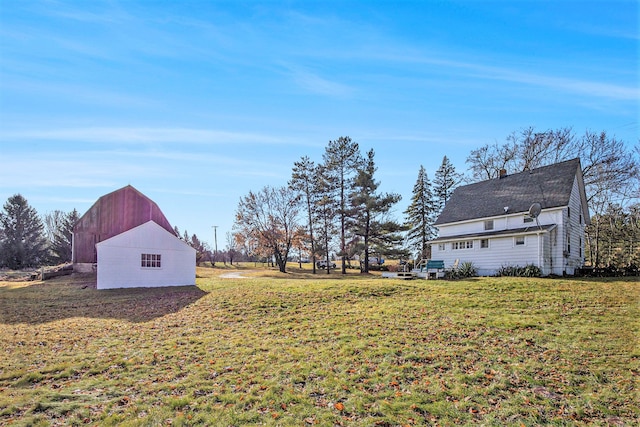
457,261 -> 477,278
446,261 -> 477,279
496,263 -> 541,277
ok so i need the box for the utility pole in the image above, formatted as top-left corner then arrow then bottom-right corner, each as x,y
212,225 -> 218,266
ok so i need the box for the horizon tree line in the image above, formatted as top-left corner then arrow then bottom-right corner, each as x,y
1,126 -> 637,271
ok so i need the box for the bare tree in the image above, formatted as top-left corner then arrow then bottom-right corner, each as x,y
234,186 -> 301,273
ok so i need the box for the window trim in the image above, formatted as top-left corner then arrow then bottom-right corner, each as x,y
480,239 -> 489,249
452,240 -> 474,250
484,220 -> 494,230
141,253 -> 162,269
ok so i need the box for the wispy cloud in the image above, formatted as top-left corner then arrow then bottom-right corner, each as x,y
0,127 -> 298,145
284,65 -> 354,98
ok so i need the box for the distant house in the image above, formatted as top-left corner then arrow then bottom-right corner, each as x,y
432,158 -> 589,276
73,185 -> 195,289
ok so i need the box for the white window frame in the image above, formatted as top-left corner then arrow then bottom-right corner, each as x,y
141,253 -> 162,269
515,236 -> 525,246
480,239 -> 489,249
438,243 -> 446,251
484,220 -> 494,230
452,240 -> 473,250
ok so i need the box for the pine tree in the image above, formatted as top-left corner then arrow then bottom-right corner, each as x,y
312,165 -> 339,274
290,156 -> 319,274
0,194 -> 49,269
350,149 -> 403,272
404,166 -> 436,260
433,155 -> 461,215
323,136 -> 362,274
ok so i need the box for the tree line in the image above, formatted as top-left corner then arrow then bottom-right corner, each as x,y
0,195 -> 79,269
233,136 -> 463,274
2,127 -> 637,272
233,128 -> 639,273
0,196 -> 215,270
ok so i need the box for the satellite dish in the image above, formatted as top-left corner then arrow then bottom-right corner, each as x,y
529,203 -> 542,218
528,203 -> 542,230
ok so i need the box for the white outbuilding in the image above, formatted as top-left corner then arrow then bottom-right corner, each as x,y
96,220 -> 196,289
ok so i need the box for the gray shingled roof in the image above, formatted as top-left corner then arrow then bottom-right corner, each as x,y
434,158 -> 581,225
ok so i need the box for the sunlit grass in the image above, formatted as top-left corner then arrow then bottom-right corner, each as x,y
1,268 -> 638,426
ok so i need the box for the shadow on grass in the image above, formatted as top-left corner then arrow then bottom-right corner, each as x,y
0,273 -> 208,325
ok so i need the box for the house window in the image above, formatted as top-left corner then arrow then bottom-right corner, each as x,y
438,243 -> 446,251
524,216 -> 534,223
579,237 -> 582,258
484,220 -> 494,230
452,240 -> 473,250
515,236 -> 525,246
566,232 -> 571,254
567,207 -> 571,218
141,253 -> 162,268
480,239 -> 489,249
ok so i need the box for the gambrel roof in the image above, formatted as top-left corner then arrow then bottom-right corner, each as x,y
435,158 -> 584,225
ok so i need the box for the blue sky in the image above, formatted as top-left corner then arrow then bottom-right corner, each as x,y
1,0 -> 638,249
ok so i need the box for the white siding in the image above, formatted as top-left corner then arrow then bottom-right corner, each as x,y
96,221 -> 196,289
554,177 -> 587,275
432,232 -> 553,276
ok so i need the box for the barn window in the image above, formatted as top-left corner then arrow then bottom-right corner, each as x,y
141,253 -> 162,268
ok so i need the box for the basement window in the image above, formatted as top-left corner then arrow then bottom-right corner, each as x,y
141,253 -> 162,268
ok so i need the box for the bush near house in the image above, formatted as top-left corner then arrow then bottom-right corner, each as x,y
497,264 -> 542,277
446,261 -> 477,279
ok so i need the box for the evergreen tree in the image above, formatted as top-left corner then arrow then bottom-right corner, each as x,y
433,155 -> 461,215
0,194 -> 49,269
290,156 -> 319,274
350,149 -> 403,272
313,165 -> 339,274
323,136 -> 362,274
404,166 -> 437,260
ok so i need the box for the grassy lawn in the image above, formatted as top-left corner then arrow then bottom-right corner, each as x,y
0,266 -> 638,426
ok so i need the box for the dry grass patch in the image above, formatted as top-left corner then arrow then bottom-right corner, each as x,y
1,269 -> 638,426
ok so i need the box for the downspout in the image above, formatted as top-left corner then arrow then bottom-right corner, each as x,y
537,231 -> 542,273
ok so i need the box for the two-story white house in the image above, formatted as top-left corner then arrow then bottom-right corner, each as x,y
431,158 -> 590,276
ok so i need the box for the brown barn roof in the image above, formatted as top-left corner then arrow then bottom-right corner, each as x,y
73,185 -> 175,264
